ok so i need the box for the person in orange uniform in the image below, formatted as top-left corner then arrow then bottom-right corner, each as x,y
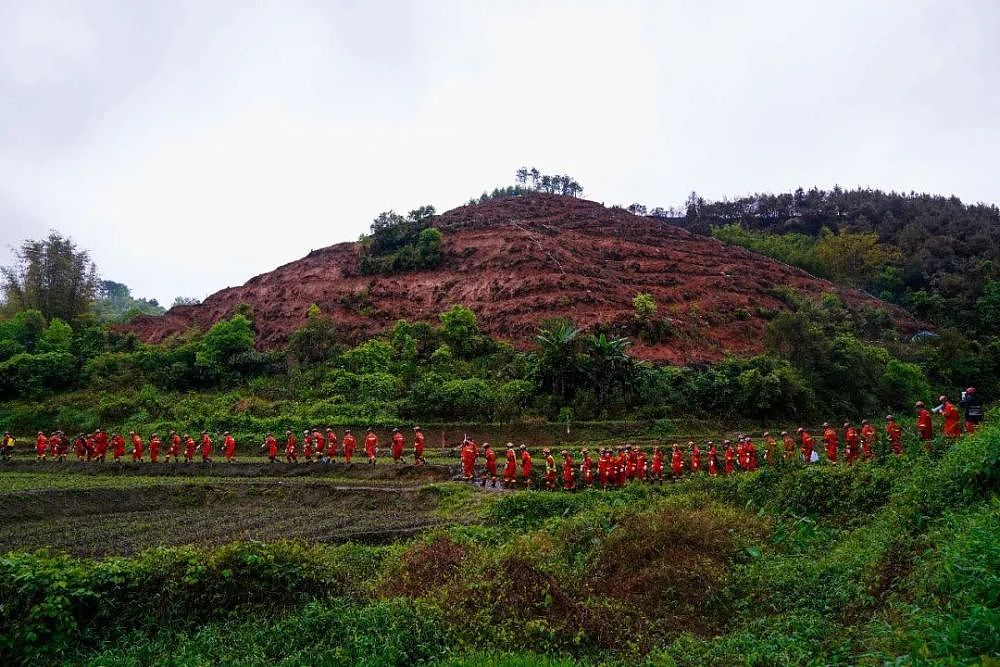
264,433 -> 278,462
616,447 -> 628,487
460,439 -> 475,481
285,430 -> 298,463
736,437 -> 749,471
391,428 -> 406,464
762,432 -> 777,466
94,429 -> 109,462
671,443 -> 684,479
859,420 -> 876,460
938,395 -> 961,439
689,441 -> 701,473
543,448 -> 556,490
781,432 -> 795,463
313,429 -> 325,460
915,401 -> 934,441
302,430 -> 313,463
483,443 -> 498,487
580,448 -> 594,487
843,423 -> 859,464
364,428 -> 378,466
85,433 -> 97,461
184,433 -> 197,463
413,427 -> 425,465
52,432 -> 67,462
822,423 -> 838,464
74,434 -> 87,460
35,431 -> 48,461
723,440 -> 736,475
149,433 -> 161,463
49,432 -> 60,459
200,431 -> 212,462
598,448 -> 611,488
561,450 -> 575,490
886,415 -> 903,455
636,447 -> 648,481
520,444 -> 532,489
166,431 -> 181,463
746,438 -> 758,471
797,428 -> 814,463
707,442 -> 720,476
222,431 -> 236,462
503,444 -> 518,488
112,433 -> 126,462
343,429 -> 356,463
651,446 -> 664,482
326,428 -> 338,461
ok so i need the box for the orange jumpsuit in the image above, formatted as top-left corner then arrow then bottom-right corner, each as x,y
95,431 -> 109,460
823,428 -> 838,463
844,427 -> 859,464
800,432 -> 814,462
690,445 -> 701,472
544,454 -> 556,489
708,446 -> 719,476
724,445 -> 736,474
35,433 -> 48,459
326,430 -> 338,459
860,424 -> 875,459
581,453 -> 593,486
222,434 -> 236,461
112,434 -> 126,461
461,442 -> 475,480
343,433 -> 356,462
503,448 -> 517,484
520,449 -> 532,484
942,402 -> 961,438
364,433 -> 378,462
561,454 -> 574,490
413,431 -> 425,462
200,434 -> 212,462
917,409 -> 934,441
149,436 -> 160,463
265,435 -> 278,461
302,433 -> 313,461
285,434 -> 298,462
886,421 -> 903,455
598,452 -> 610,486
391,432 -> 405,461
313,431 -> 325,457
671,448 -> 684,477
168,433 -> 181,461
184,437 -> 197,462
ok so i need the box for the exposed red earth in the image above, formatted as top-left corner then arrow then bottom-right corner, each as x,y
126,193 -> 920,363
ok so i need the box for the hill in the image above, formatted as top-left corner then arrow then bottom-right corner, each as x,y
126,193 -> 919,363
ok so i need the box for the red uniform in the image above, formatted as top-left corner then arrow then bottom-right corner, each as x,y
690,445 -> 701,472
302,433 -> 313,462
222,434 -> 236,461
763,436 -> 777,465
343,433 -> 356,462
561,453 -> 574,490
364,432 -> 378,463
737,441 -> 749,470
822,427 -> 838,463
844,427 -> 859,464
49,433 -> 59,458
167,433 -> 181,461
886,421 -> 903,455
285,434 -> 298,462
184,436 -> 197,462
616,451 -> 628,486
635,451 -> 647,480
74,436 -> 86,460
724,445 -> 736,475
200,434 -> 212,462
112,434 -> 126,461
746,441 -> 758,471
544,453 -> 556,489
313,431 -> 325,457
671,448 -> 683,477
581,453 -> 593,486
800,432 -> 814,462
503,448 -> 517,484
461,442 -> 476,480
860,424 -> 875,459
942,402 -> 961,438
149,435 -> 160,463
413,430 -> 425,463
917,408 -> 934,441
35,433 -> 48,459
95,431 -> 109,460
708,445 -> 719,476
651,449 -> 664,479
131,433 -> 144,461
265,435 -> 278,461
391,432 -> 405,462
782,435 -> 796,462
484,447 -> 497,484
520,449 -> 532,486
598,452 -> 610,486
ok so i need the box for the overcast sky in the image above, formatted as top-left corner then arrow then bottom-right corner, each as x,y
2,0 -> 998,306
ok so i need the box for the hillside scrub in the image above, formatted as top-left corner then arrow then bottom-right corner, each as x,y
3,415 -> 999,665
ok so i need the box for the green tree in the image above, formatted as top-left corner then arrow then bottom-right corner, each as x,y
976,281 -> 1000,331
2,231 -> 99,323
533,320 -> 582,398
813,227 -> 902,288
288,304 -> 338,365
195,315 -> 255,382
585,333 -> 631,413
439,305 -> 479,357
37,319 -> 73,354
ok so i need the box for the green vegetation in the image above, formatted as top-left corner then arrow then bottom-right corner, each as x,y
358,206 -> 444,275
1,414 -> 998,665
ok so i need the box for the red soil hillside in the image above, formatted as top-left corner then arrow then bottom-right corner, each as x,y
126,193 -> 920,364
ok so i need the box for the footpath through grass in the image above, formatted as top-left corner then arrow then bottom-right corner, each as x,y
1,416 -> 999,665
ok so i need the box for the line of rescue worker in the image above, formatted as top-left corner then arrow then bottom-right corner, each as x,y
458,390 -> 984,488
1,388 -> 984,470
2,426 -> 428,465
